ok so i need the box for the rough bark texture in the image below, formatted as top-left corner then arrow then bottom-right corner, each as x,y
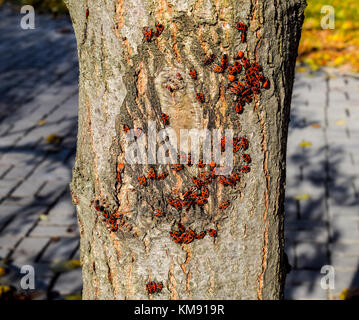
65,0 -> 306,300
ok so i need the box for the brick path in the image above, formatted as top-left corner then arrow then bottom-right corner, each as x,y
0,6 -> 358,300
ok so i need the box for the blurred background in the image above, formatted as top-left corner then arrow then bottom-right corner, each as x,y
0,0 -> 358,300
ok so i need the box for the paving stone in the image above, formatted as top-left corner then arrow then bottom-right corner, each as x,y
40,238 -> 79,263
330,216 -> 359,244
330,271 -> 359,296
10,237 -> 50,264
30,225 -> 79,238
51,268 -> 82,296
331,255 -> 359,271
285,283 -> 328,300
296,243 -> 329,269
285,229 -> 329,244
286,269 -> 322,285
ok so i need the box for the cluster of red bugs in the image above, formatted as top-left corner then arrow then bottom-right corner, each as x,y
188,22 -> 270,113
146,281 -> 163,294
169,223 -> 216,245
91,199 -> 124,232
110,21 -> 265,293
143,23 -> 164,41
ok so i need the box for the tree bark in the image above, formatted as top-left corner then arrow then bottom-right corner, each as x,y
65,0 -> 306,300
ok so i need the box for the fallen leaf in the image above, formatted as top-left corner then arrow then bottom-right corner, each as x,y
37,120 -> 47,126
51,259 -> 81,273
0,267 -> 6,277
65,294 -> 82,300
39,214 -> 48,221
45,134 -> 63,145
311,123 -> 321,128
299,141 -> 312,148
336,120 -> 346,125
295,194 -> 310,201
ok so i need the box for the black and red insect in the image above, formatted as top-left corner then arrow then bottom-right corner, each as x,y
208,228 -> 218,238
144,27 -> 152,41
195,231 -> 206,240
241,137 -> 249,150
156,172 -> 168,180
219,201 -> 230,210
196,93 -> 205,103
201,186 -> 209,198
242,153 -> 251,163
193,177 -> 202,189
240,166 -> 251,173
235,22 -> 247,43
213,64 -> 224,73
154,210 -> 165,217
155,23 -> 164,37
123,124 -> 130,135
148,168 -> 156,180
236,99 -> 244,114
197,159 -> 206,168
189,68 -> 197,80
178,222 -> 186,233
262,79 -> 270,89
235,51 -> 244,60
203,53 -> 215,65
161,113 -> 170,126
221,54 -> 228,69
138,175 -> 147,186
170,164 -> 184,172
187,153 -> 193,167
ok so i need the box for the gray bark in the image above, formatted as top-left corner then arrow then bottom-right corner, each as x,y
65,0 -> 306,300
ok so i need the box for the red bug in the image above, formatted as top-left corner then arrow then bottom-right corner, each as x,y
155,282 -> 163,293
138,175 -> 147,186
228,65 -> 237,76
146,281 -> 157,294
213,64 -> 224,73
230,172 -> 240,182
123,124 -> 130,135
170,230 -> 181,238
148,168 -> 156,180
203,53 -> 215,65
85,8 -> 89,19
102,209 -> 110,219
241,137 -> 249,150
110,223 -> 118,232
154,210 -> 165,217
185,200 -> 194,211
195,231 -> 206,240
155,23 -> 164,37
193,177 -> 202,189
221,54 -> 229,69
197,159 -> 206,168
196,93 -> 205,103
178,222 -> 186,234
187,153 -> 193,167
240,166 -> 251,173
144,27 -> 152,41
209,160 -> 216,170
169,198 -> 183,211
233,61 -> 242,73
228,74 -> 236,82
236,99 -> 244,114
201,186 -> 209,198
196,196 -> 208,206
156,172 -> 168,180
189,68 -> 197,80
183,189 -> 192,199
208,228 -> 218,238
161,113 -> 170,126
235,51 -> 244,60
170,164 -> 184,172
235,22 -> 247,42
219,201 -> 230,210
242,57 -> 250,69
263,79 -> 270,89
198,172 -> 211,182
242,153 -> 251,163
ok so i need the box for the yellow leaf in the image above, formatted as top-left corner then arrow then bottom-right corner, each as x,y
66,294 -> 82,300
37,120 -> 47,126
336,120 -> 346,125
45,134 -> 63,145
295,194 -> 310,201
299,141 -> 312,148
311,123 -> 321,128
0,267 -> 6,277
0,285 -> 12,297
296,67 -> 307,73
39,214 -> 48,221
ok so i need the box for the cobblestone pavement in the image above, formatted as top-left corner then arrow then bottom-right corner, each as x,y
0,6 -> 358,300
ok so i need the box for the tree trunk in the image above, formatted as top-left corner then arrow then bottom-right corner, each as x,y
65,0 -> 306,300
